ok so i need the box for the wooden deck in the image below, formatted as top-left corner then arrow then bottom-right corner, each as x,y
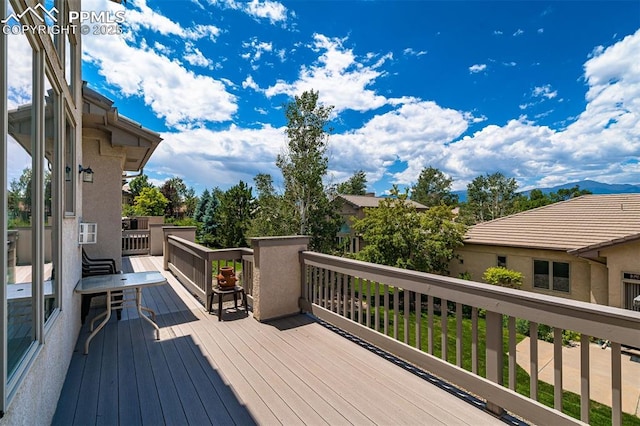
53,256 -> 504,425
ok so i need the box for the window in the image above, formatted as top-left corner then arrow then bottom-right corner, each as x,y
497,255 -> 507,268
64,114 -> 76,215
533,260 -> 570,292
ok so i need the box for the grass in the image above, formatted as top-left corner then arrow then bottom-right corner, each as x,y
347,286 -> 640,426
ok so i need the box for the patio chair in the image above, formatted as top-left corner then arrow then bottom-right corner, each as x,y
81,249 -> 122,324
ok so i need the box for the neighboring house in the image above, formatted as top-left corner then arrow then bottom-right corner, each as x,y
1,1 -> 161,421
449,194 -> 640,311
122,182 -> 134,207
337,193 -> 428,253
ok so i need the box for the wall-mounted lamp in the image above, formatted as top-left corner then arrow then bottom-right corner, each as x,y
79,165 -> 94,183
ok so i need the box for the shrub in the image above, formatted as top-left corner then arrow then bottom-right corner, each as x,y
482,266 -> 523,288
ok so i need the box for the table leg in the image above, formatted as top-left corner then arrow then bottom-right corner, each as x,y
136,288 -> 160,339
84,290 -> 112,355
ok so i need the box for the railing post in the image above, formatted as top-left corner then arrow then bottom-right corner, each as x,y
485,310 -> 505,416
250,236 -> 309,321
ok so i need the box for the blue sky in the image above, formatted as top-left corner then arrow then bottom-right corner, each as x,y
19,0 -> 640,195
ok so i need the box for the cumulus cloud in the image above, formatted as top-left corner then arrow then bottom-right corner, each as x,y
469,63 -> 487,73
264,34 -> 408,113
82,0 -> 236,128
124,0 -> 221,40
440,29 -> 640,189
149,124 -> 286,190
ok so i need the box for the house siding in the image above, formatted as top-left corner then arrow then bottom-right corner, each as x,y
600,240 -> 640,309
451,244 -> 592,303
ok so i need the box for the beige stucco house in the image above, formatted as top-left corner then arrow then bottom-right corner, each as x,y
337,194 -> 428,253
449,194 -> 640,310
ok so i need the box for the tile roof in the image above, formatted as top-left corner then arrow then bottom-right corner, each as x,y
339,194 -> 428,210
464,194 -> 640,251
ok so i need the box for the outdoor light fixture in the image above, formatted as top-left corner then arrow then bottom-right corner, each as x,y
79,165 -> 94,183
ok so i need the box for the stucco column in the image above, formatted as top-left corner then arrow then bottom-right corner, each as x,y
251,236 -> 309,322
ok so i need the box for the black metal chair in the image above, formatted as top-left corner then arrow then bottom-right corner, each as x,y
81,249 -> 122,324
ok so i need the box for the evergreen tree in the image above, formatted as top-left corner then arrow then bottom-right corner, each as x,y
194,189 -> 210,223
337,170 -> 367,195
201,188 -> 222,247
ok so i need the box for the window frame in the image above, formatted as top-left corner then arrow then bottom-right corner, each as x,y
533,259 -> 571,293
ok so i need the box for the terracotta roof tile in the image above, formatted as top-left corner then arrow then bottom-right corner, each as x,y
465,194 -> 640,251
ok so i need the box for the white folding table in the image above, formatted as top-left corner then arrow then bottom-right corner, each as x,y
75,271 -> 167,354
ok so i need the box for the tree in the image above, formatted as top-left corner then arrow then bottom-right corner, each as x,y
276,90 -> 341,253
463,172 -> 518,223
160,177 -> 188,218
410,166 -> 458,208
248,173 -> 294,237
200,188 -> 223,247
133,187 -> 168,216
217,181 -> 255,248
549,185 -> 591,202
337,170 -> 367,195
352,186 -> 466,274
194,189 -> 211,223
128,174 -> 154,198
8,168 -> 32,223
183,186 -> 198,219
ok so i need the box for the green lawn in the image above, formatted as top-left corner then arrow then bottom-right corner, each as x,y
347,287 -> 640,426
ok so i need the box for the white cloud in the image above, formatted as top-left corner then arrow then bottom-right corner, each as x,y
440,29 -> 640,189
513,29 -> 524,37
403,48 -> 427,57
493,30 -> 503,35
207,0 -> 288,24
469,63 -> 487,73
123,0 -> 221,40
242,75 -> 259,90
241,37 -> 274,68
245,0 -> 288,24
82,3 -> 237,128
537,28 -> 544,34
149,124 -> 286,190
183,43 -> 214,68
264,34 -> 407,113
532,84 -> 557,99
329,101 -> 469,185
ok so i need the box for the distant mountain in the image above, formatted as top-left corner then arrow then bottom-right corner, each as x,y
454,180 -> 640,202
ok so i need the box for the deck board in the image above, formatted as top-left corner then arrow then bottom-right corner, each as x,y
53,256 -> 503,426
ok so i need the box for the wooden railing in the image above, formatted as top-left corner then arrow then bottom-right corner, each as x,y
122,230 -> 150,256
165,235 -> 253,305
299,251 -> 640,426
